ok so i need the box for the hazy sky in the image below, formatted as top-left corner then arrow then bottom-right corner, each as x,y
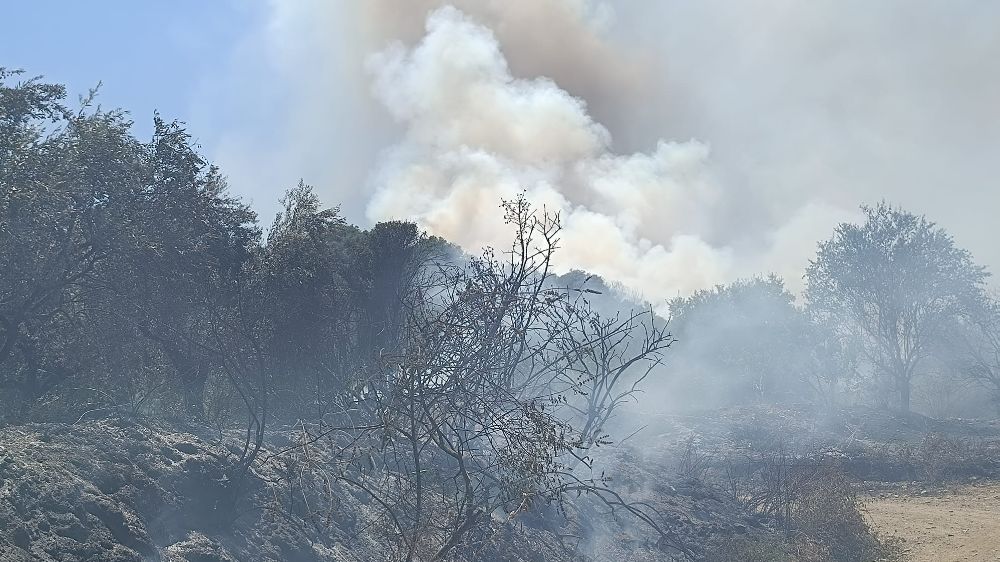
5,1 -> 999,301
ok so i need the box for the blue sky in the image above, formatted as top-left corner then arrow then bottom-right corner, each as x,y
0,1 -> 349,222
2,2 -> 260,138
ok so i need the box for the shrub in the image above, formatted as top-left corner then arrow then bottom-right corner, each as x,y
791,466 -> 901,562
704,535 -> 826,562
721,433 -> 902,562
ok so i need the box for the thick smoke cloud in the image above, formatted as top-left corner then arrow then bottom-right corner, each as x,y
207,0 -> 1000,302
357,0 -> 649,139
365,7 -> 729,298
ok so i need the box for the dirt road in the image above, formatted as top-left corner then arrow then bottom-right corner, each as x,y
866,482 -> 1000,562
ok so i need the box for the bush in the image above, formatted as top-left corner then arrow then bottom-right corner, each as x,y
721,435 -> 902,562
844,434 -> 1000,483
674,436 -> 711,482
704,535 -> 826,562
913,433 -> 996,482
791,466 -> 901,562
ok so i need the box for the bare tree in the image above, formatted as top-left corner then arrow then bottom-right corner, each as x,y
267,196 -> 683,561
549,296 -> 673,450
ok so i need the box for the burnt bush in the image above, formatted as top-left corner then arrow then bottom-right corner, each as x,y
843,434 -> 1000,483
718,435 -> 901,562
790,466 -> 901,562
703,534 -> 826,562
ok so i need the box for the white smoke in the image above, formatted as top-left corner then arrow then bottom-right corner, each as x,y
201,0 -> 1000,300
365,7 -> 731,299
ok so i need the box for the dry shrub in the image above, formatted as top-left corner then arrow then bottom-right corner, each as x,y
729,414 -> 787,452
846,434 -> 999,483
790,465 -> 901,562
722,439 -> 902,562
703,535 -> 826,562
913,433 -> 997,482
674,436 -> 711,482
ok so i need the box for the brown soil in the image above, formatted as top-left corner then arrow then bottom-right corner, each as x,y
866,482 -> 1000,562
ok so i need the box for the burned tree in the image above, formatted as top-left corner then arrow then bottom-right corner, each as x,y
267,196 -> 679,561
550,295 -> 673,450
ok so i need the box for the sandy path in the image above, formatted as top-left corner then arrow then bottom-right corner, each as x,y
866,483 -> 1000,562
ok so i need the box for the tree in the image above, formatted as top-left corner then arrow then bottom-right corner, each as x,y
361,220 -> 456,363
111,116 -> 259,420
804,202 -> 988,411
274,196 -> 681,561
799,317 -> 860,410
255,182 -> 368,419
550,296 -> 673,449
667,276 -> 811,405
1,68 -> 264,424
951,296 -> 1000,414
0,70 -> 135,415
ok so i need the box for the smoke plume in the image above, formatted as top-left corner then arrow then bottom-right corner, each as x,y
365,7 -> 729,298
205,0 -> 1000,302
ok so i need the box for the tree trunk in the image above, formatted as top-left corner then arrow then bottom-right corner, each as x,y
897,376 -> 911,412
874,375 -> 891,410
165,346 -> 209,421
182,361 -> 209,421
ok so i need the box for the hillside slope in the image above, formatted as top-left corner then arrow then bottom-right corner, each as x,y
0,420 -> 761,561
0,421 -> 363,561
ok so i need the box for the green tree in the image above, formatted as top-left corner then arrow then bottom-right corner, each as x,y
0,70 -> 137,414
805,202 -> 988,411
362,220 -> 453,360
668,275 -> 810,405
255,182 -> 368,418
122,117 -> 258,419
948,296 -> 1000,414
0,68 -> 261,422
